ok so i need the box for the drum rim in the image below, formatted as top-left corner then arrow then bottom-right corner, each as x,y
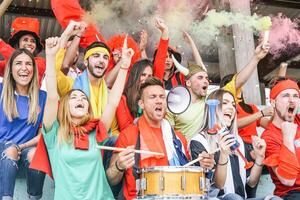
141,166 -> 204,172
138,194 -> 206,199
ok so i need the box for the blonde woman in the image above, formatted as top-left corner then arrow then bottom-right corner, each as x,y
189,89 -> 281,200
0,48 -> 46,199
39,35 -> 134,200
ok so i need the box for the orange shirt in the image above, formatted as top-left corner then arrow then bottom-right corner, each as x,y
262,122 -> 300,197
116,95 -> 134,132
115,124 -> 188,200
237,104 -> 260,144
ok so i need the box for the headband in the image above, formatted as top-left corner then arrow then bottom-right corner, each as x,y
270,79 -> 299,99
84,47 -> 110,61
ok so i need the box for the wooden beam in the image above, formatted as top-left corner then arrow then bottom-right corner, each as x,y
263,68 -> 300,82
256,0 -> 300,9
6,5 -> 55,17
230,0 -> 262,105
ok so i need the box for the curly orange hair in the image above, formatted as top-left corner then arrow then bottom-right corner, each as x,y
106,34 -> 141,73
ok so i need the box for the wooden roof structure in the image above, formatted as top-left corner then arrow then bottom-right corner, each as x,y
0,0 -> 299,85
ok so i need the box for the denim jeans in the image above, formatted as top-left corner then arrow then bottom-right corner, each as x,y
0,141 -> 45,200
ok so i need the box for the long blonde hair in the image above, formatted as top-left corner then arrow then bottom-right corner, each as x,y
1,49 -> 39,124
57,89 -> 94,144
197,89 -> 238,151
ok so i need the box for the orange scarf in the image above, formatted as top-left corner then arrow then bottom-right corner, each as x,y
30,119 -> 108,179
138,115 -> 165,162
71,118 -> 107,150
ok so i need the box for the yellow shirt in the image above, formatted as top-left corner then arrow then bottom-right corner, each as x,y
166,100 -> 205,141
222,74 -> 242,103
55,49 -> 119,136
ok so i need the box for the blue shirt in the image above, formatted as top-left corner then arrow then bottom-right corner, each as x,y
0,83 -> 47,144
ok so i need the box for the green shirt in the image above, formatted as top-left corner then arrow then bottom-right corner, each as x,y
43,121 -> 114,200
166,100 -> 205,141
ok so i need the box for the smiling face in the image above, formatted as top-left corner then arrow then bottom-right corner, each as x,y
68,90 -> 90,120
221,92 -> 236,127
139,85 -> 166,126
18,34 -> 36,54
12,52 -> 34,92
186,71 -> 209,98
86,52 -> 109,79
272,89 -> 299,122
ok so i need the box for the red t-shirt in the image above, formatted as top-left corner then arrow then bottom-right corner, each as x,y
296,114 -> 300,126
115,124 -> 188,200
116,95 -> 134,132
262,122 -> 300,197
237,104 -> 260,144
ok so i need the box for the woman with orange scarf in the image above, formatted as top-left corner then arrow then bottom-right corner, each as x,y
33,35 -> 134,199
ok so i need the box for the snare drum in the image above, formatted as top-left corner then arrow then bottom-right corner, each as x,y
136,166 -> 207,199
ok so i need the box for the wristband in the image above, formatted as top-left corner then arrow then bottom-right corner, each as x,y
13,143 -> 21,151
115,161 -> 125,172
217,158 -> 228,166
260,110 -> 265,117
74,35 -> 81,39
255,161 -> 264,167
120,65 -> 129,70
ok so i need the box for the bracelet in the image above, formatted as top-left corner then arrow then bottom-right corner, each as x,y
255,161 -> 264,167
115,161 -> 125,172
217,158 -> 228,166
120,66 -> 129,70
45,74 -> 56,77
74,35 -> 81,39
260,110 -> 265,117
13,143 -> 21,151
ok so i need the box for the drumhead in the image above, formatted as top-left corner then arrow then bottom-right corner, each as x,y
135,195 -> 206,199
142,166 -> 204,173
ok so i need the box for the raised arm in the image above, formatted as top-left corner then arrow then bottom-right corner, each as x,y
247,136 -> 266,187
43,37 -> 60,131
51,0 -> 105,48
61,22 -> 86,75
235,42 -> 269,89
55,20 -> 82,97
153,18 -> 169,80
182,31 -> 206,70
101,36 -> 134,130
139,29 -> 148,59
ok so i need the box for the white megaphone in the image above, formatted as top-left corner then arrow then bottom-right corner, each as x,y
167,86 -> 191,114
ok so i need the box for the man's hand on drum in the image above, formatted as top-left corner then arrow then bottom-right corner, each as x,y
198,152 -> 215,170
115,145 -> 135,171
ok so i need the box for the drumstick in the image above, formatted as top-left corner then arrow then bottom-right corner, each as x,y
96,145 -> 164,156
184,148 -> 220,167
